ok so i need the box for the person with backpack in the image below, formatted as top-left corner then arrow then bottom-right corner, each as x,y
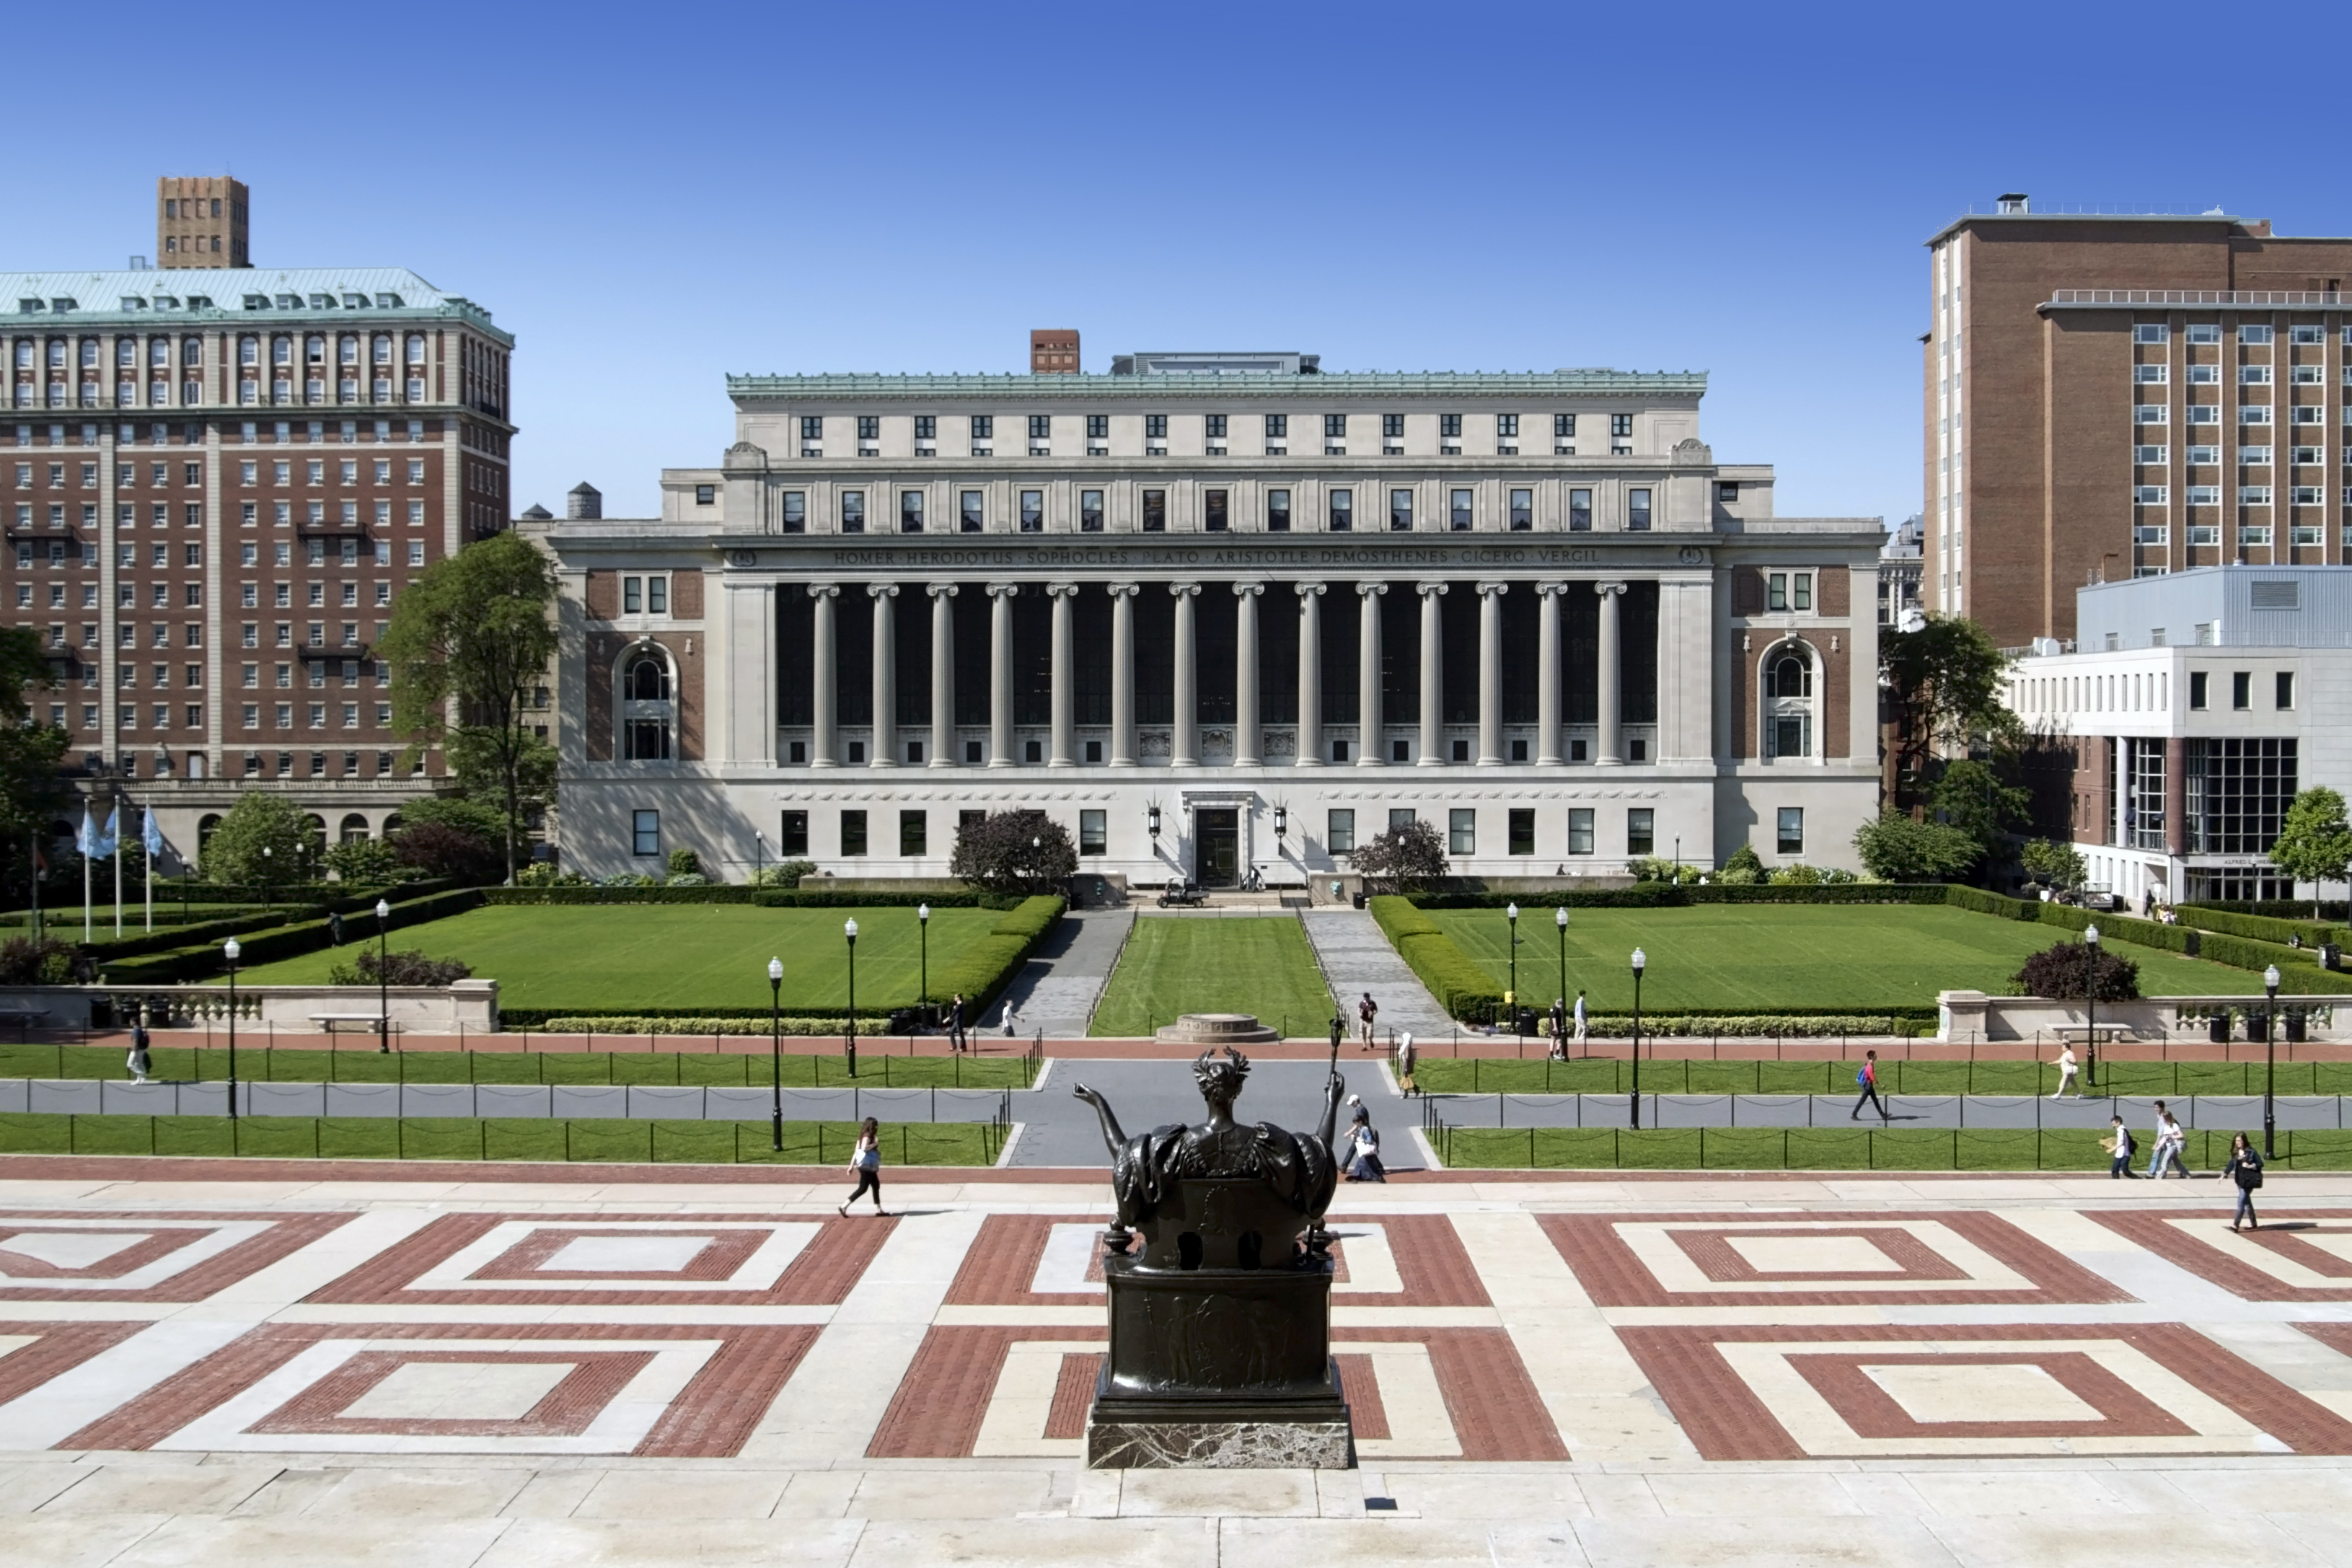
1357,992 -> 1379,1052
2225,1132 -> 2264,1230
1850,1050 -> 1888,1122
839,1116 -> 886,1217
125,1006 -> 152,1085
2102,1115 -> 2136,1178
1342,1100 -> 1386,1183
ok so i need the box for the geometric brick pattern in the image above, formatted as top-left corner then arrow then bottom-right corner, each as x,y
0,1210 -> 352,1302
2087,1209 -> 2352,1303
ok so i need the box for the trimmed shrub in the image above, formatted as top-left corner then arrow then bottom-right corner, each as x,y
327,948 -> 472,987
1944,885 -> 2040,920
1370,894 -> 1502,1021
0,936 -> 76,985
535,1016 -> 888,1036
395,822 -> 505,886
2013,941 -> 2141,1001
2175,906 -> 2342,949
97,887 -> 485,985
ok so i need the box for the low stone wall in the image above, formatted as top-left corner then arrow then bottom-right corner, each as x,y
1937,989 -> 2346,1044
0,980 -> 499,1034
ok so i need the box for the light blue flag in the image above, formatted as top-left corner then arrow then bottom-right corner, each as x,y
75,804 -> 98,858
143,807 -> 164,858
97,805 -> 119,858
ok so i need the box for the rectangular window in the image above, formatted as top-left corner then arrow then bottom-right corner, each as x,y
1383,413 -> 1404,439
856,416 -> 879,441
1507,808 -> 1534,855
648,576 -> 668,615
1450,488 -> 1473,530
899,810 -> 926,857
1767,573 -> 1787,612
1627,488 -> 1652,530
1079,809 -> 1106,855
778,810 -> 809,856
1203,414 -> 1225,439
1611,413 -> 1634,439
1328,489 -> 1352,532
1080,489 -> 1104,532
622,576 -> 642,614
2278,671 -> 2296,709
2186,736 -> 2298,854
1626,808 -> 1655,855
840,491 -> 864,533
1326,809 -> 1355,855
1324,413 -> 1346,439
2189,671 -> 2209,709
969,415 -> 992,441
1020,490 -> 1044,532
899,490 -> 924,532
1440,413 -> 1462,439
1389,489 -> 1414,531
1388,809 -> 1417,834
1028,415 -> 1050,441
2133,323 -> 2169,344
915,415 -> 936,441
1141,489 -> 1166,532
1203,489 -> 1228,532
1569,488 -> 1592,530
779,490 -> 806,532
2232,671 -> 2252,709
1449,809 -> 1476,855
1554,413 -> 1576,439
2242,325 -> 2275,345
1083,413 -> 1107,441
1264,414 -> 1287,439
1265,489 -> 1290,532
631,809 -> 659,857
1497,413 -> 1519,439
841,809 -> 868,856
959,490 -> 984,532
1777,807 -> 1805,855
1794,573 -> 1812,612
1567,808 -> 1594,855
694,484 -> 715,506
1509,488 -> 1533,530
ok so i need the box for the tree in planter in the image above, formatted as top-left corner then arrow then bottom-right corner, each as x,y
1349,817 -> 1450,896
2020,837 -> 2088,895
948,811 -> 1078,897
0,626 -> 69,909
379,529 -> 560,886
2268,787 -> 2352,921
1851,811 -> 1981,884
200,793 -> 313,888
2013,941 -> 2140,1002
1880,616 -> 2013,809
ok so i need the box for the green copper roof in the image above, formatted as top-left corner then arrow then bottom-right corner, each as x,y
728,369 -> 1705,399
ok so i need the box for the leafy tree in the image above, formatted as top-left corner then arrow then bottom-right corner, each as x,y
0,936 -> 75,985
1931,758 -> 2031,881
393,821 -> 504,886
2020,838 -> 2087,893
201,793 -> 313,887
2013,941 -> 2139,1002
397,794 -> 508,843
1348,816 -> 1449,895
749,860 -> 814,889
1881,617 -> 2014,807
948,810 -> 1077,897
380,529 -> 559,886
322,837 -> 402,885
2268,787 -> 2352,920
1768,863 -> 1823,885
1851,811 -> 1981,883
667,848 -> 702,878
1717,843 -> 1764,886
0,627 -> 69,907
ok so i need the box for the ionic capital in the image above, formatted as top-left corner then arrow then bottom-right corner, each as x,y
1416,581 -> 1450,599
1476,581 -> 1510,599
985,582 -> 1020,599
807,583 -> 840,601
1357,581 -> 1388,599
1168,581 -> 1201,599
1294,581 -> 1326,599
1233,580 -> 1267,599
868,583 -> 898,599
926,582 -> 959,599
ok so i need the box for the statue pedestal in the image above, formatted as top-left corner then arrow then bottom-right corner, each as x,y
1085,1179 -> 1353,1468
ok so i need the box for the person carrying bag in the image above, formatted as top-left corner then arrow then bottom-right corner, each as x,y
2225,1133 -> 2264,1232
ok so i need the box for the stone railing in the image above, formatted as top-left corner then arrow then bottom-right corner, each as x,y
0,980 -> 498,1034
1937,990 -> 2343,1044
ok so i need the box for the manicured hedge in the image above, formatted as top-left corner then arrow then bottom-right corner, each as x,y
759,888 -> 1008,909
1430,1123 -> 2332,1171
925,895 -> 1065,1016
1410,884 -> 1950,911
1943,886 -> 2041,920
0,1039 -> 1034,1088
1370,894 -> 1504,1021
96,887 -> 486,985
2176,906 -> 2343,949
2195,899 -> 2350,922
480,886 -> 1009,909
485,886 -> 765,906
1409,1055 -> 2352,1096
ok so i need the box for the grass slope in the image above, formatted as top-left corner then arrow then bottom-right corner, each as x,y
216,904 -> 1004,1012
1088,917 -> 1334,1038
1427,903 -> 2244,1012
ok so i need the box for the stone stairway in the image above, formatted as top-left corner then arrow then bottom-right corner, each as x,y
1298,907 -> 1454,1041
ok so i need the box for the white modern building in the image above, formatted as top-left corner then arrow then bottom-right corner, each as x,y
2002,565 -> 2352,906
530,344 -> 1885,888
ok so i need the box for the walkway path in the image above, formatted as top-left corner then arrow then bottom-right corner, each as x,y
1419,1089 -> 2352,1132
991,907 -> 1130,1038
1300,906 -> 1452,1040
1011,1055 -> 1419,1169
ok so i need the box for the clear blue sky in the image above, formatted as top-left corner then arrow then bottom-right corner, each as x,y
9,1 -> 2348,524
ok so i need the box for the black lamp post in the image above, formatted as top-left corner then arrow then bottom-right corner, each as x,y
843,917 -> 859,1078
2084,923 -> 2102,1088
917,902 -> 930,1017
753,830 -> 765,887
1505,902 -> 1520,1031
2264,962 -> 2281,1156
260,845 -> 273,916
1554,905 -> 1569,1020
1629,946 -> 1647,1129
1148,805 -> 1160,843
768,956 -> 784,1153
223,936 -> 241,1122
374,897 -> 391,1053
1274,805 -> 1287,847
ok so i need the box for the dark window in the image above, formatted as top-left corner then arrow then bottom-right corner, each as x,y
1717,481 -> 1739,503
1449,809 -> 1476,855
899,810 -> 926,856
915,415 -> 935,440
626,656 -> 668,700
694,484 -> 715,506
1326,809 -> 1355,854
781,490 -> 806,532
2190,671 -> 2209,709
2278,671 -> 2296,708
778,810 -> 808,855
1266,489 -> 1291,532
1080,489 -> 1104,532
1508,808 -> 1535,855
1085,414 -> 1107,439
1440,413 -> 1461,439
1627,488 -> 1652,531
1145,414 -> 1168,439
840,809 -> 868,856
856,416 -> 878,441
970,415 -> 993,441
960,489 -> 984,532
1390,489 -> 1413,531
1142,489 -> 1166,532
899,490 -> 924,532
1567,808 -> 1593,854
2232,671 -> 2252,709
1383,413 -> 1404,439
1554,413 -> 1575,437
801,416 -> 822,441
1450,488 -> 1473,530
1328,489 -> 1352,531
1080,809 -> 1106,855
1204,490 -> 1228,532
1028,415 -> 1050,440
1626,808 -> 1654,855
1611,413 -> 1634,438
1569,488 -> 1593,530
1020,489 -> 1044,532
632,809 -> 659,856
1264,414 -> 1287,439
1777,808 -> 1805,855
1497,413 -> 1519,439
840,491 -> 864,533
1324,413 -> 1346,438
1510,488 -> 1533,530
624,719 -> 670,759
1204,414 -> 1225,439
2187,738 -> 2297,853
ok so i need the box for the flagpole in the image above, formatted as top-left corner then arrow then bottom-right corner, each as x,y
113,800 -> 123,938
144,808 -> 153,933
27,829 -> 40,944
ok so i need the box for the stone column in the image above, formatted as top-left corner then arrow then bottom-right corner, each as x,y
868,583 -> 897,767
927,583 -> 956,767
1294,582 -> 1325,767
809,583 -> 839,768
987,582 -> 1018,767
1417,581 -> 1447,766
1536,581 -> 1566,765
1171,581 -> 1201,768
1109,583 -> 1138,767
1233,581 -> 1263,767
1595,581 -> 1627,767
1048,583 -> 1078,767
1477,581 -> 1507,765
1357,581 -> 1386,765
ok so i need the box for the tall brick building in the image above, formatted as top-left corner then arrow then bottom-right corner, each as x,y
1925,196 -> 2352,648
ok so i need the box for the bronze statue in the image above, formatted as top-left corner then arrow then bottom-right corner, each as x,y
1073,1048 -> 1343,1237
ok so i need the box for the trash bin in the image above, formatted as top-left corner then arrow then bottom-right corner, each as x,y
1517,1007 -> 1538,1036
2287,1009 -> 2309,1044
2207,1013 -> 2230,1044
2322,942 -> 2343,973
1351,893 -> 1367,909
887,1008 -> 920,1036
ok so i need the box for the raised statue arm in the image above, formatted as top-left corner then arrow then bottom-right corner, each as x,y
1072,1083 -> 1129,1160
1315,1070 -> 1345,1150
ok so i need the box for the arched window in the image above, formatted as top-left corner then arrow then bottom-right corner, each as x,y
383,813 -> 404,834
339,813 -> 370,843
196,814 -> 223,855
618,645 -> 676,762
626,656 -> 669,701
1762,641 -> 1818,762
1772,654 -> 1812,697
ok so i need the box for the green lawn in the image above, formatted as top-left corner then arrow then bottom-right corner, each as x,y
0,1041 -> 1033,1090
216,904 -> 1005,1012
1089,917 -> 1335,1038
1426,904 -> 2251,1012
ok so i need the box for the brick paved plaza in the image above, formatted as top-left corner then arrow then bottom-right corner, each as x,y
5,1159 -> 2352,1565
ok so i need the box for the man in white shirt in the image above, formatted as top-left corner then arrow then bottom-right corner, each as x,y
2147,1102 -> 2185,1179
2051,1044 -> 2079,1100
1572,990 -> 1589,1047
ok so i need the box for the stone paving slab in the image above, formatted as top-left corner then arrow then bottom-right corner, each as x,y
1301,909 -> 1453,1041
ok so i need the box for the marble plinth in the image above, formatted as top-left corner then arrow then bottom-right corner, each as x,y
1086,1419 -> 1355,1469
1153,1012 -> 1281,1045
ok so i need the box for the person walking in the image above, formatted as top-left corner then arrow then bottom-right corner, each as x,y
1395,1030 -> 1419,1098
2225,1132 -> 2264,1230
326,909 -> 345,947
2146,1104 -> 2185,1179
1851,1049 -> 1888,1122
1548,996 -> 1569,1062
839,1116 -> 887,1216
1342,1100 -> 1386,1183
2051,1044 -> 2079,1100
125,1007 -> 152,1084
1358,992 -> 1379,1052
1000,997 -> 1021,1038
947,993 -> 966,1053
2102,1115 -> 2136,1178
1572,990 -> 1589,1050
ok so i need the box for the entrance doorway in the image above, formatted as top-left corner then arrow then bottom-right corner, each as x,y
1194,809 -> 1239,886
